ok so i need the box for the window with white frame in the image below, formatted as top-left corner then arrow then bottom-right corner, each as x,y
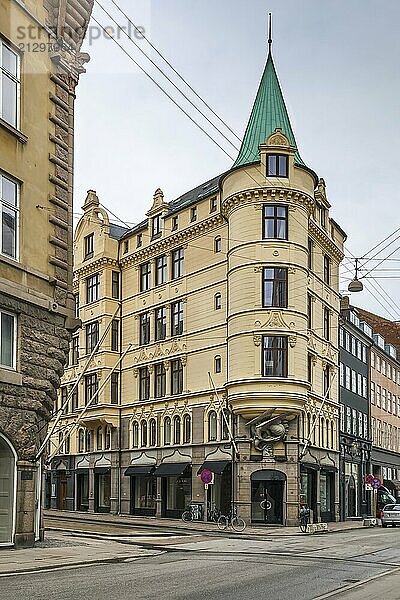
0,41 -> 20,127
363,414 -> 368,439
0,310 -> 16,369
340,404 -> 345,432
345,365 -> 351,390
352,408 -> 357,436
346,406 -> 351,434
370,381 -> 375,404
0,172 -> 19,260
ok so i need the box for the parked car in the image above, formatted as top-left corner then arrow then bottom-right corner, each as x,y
377,486 -> 396,517
381,504 -> 400,527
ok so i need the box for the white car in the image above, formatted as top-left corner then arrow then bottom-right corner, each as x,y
381,504 -> 400,527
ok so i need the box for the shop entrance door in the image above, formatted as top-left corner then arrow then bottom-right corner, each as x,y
76,472 -> 89,511
251,470 -> 286,525
0,435 -> 16,544
347,475 -> 356,518
94,470 -> 111,513
58,471 -> 67,511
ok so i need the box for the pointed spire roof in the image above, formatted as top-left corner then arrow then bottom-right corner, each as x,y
233,49 -> 306,169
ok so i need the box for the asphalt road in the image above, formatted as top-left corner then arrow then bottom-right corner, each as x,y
2,528 -> 399,600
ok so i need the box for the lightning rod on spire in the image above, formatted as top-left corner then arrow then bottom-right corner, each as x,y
268,12 -> 272,52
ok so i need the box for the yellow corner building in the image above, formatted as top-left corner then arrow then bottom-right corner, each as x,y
49,39 -> 346,526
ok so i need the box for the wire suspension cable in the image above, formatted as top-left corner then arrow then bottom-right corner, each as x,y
36,304 -> 121,460
107,0 -> 242,142
49,343 -> 133,461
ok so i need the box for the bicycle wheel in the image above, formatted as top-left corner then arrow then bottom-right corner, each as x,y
217,515 -> 228,531
231,516 -> 246,532
182,510 -> 193,523
299,517 -> 307,533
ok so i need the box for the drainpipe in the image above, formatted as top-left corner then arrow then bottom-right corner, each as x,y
117,237 -> 123,515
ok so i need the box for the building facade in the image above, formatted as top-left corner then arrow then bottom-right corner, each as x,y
48,43 -> 346,526
357,309 -> 400,501
338,301 -> 372,520
0,1 -> 93,547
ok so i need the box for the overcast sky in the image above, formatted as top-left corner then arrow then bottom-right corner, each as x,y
75,0 -> 400,320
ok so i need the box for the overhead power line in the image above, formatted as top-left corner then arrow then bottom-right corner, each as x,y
107,0 -> 242,143
95,0 -> 239,152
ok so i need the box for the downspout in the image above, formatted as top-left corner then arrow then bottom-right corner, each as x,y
117,237 -> 123,515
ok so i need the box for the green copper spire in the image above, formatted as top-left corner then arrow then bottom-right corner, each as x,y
233,48 -> 306,169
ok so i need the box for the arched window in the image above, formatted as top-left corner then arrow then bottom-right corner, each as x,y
85,430 -> 91,452
104,426 -> 111,450
312,415 -> 317,445
214,236 -> 221,253
331,421 -> 335,449
320,418 -> 325,447
183,414 -> 191,444
214,355 -> 221,373
64,434 -> 70,454
58,431 -> 64,454
96,426 -> 103,450
173,415 -> 181,445
307,413 -> 311,439
208,411 -> 217,441
78,429 -> 85,453
221,409 -> 230,440
164,417 -> 171,445
149,418 -> 157,446
214,293 -> 222,310
141,420 -> 148,447
132,421 -> 139,448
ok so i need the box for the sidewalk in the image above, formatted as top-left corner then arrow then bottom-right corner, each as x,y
44,509 -> 368,537
0,531 -> 160,577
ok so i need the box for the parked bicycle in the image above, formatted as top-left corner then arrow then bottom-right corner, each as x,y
207,505 -> 221,523
217,507 -> 246,532
299,505 -> 310,533
181,504 -> 203,522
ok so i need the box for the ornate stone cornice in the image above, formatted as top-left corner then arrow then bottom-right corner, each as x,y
74,256 -> 119,278
120,215 -> 224,267
309,219 -> 344,261
221,187 -> 315,218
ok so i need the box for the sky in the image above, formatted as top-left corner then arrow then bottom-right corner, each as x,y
75,0 -> 400,320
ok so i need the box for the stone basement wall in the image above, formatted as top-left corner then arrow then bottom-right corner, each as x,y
0,292 -> 70,461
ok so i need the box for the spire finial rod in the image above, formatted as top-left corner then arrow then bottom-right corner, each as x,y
268,12 -> 272,53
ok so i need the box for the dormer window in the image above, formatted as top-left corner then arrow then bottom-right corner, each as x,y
266,154 -> 288,177
152,214 -> 162,239
210,197 -> 217,213
84,233 -> 94,259
320,206 -> 327,230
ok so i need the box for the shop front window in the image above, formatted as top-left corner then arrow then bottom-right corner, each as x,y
133,476 -> 157,514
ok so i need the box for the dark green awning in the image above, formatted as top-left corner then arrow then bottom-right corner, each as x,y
94,467 -> 111,474
154,462 -> 191,476
124,465 -> 155,476
197,461 -> 230,475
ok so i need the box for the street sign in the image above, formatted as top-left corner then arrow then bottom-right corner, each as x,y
365,474 -> 374,485
200,469 -> 214,484
365,483 -> 373,491
371,477 -> 382,490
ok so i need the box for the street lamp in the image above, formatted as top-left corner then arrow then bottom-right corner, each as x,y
348,258 -> 364,292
